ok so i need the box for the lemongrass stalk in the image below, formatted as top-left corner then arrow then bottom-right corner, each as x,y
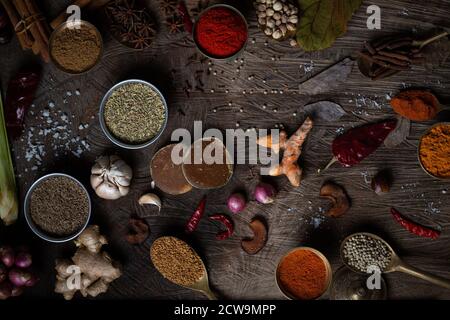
0,92 -> 18,225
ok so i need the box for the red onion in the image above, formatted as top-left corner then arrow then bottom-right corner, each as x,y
8,268 -> 34,287
0,281 -> 12,300
14,252 -> 32,269
227,193 -> 246,214
254,182 -> 276,204
0,245 -> 15,268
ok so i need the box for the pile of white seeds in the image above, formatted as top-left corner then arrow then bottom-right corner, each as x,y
342,234 -> 392,273
254,0 -> 298,43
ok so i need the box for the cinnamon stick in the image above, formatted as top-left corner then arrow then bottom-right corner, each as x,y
378,50 -> 411,62
373,54 -> 410,66
0,0 -> 33,48
25,0 -> 49,45
13,0 -> 49,62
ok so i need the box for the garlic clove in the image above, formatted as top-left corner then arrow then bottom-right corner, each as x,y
117,184 -> 130,197
114,176 -> 132,187
90,175 -> 104,189
138,193 -> 161,211
95,181 -> 123,200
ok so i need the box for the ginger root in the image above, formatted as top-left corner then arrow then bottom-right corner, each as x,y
55,225 -> 121,300
258,117 -> 314,187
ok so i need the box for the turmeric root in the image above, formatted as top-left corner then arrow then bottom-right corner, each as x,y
257,131 -> 287,154
54,225 -> 121,300
264,117 -> 314,187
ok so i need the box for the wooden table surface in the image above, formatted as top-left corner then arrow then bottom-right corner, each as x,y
1,0 -> 450,300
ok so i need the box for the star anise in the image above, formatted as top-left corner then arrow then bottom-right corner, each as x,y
166,14 -> 184,34
105,0 -> 157,49
130,35 -> 153,50
133,22 -> 156,38
159,0 -> 178,16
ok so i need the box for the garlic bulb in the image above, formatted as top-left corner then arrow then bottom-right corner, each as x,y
90,155 -> 133,200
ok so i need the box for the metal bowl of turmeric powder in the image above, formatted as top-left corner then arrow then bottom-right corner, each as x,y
275,247 -> 333,300
49,20 -> 103,74
418,122 -> 450,180
192,4 -> 248,61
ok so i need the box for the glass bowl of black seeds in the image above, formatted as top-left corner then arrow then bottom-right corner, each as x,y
24,173 -> 91,243
99,79 -> 168,150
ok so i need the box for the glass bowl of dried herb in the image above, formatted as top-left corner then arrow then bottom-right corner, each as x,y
24,173 -> 92,243
99,79 -> 168,149
193,4 -> 248,61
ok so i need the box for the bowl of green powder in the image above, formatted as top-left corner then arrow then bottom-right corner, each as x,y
99,80 -> 168,149
24,173 -> 91,243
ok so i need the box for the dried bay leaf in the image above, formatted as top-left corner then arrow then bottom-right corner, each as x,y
298,58 -> 354,95
296,0 -> 363,51
302,101 -> 346,122
384,116 -> 410,148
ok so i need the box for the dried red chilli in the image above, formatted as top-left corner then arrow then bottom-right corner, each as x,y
391,208 -> 440,240
321,119 -> 397,172
4,67 -> 41,139
185,196 -> 206,233
209,214 -> 234,240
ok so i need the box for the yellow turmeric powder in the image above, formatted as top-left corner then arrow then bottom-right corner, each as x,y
419,124 -> 450,178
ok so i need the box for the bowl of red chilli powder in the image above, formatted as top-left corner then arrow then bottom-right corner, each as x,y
193,4 -> 248,60
276,247 -> 332,300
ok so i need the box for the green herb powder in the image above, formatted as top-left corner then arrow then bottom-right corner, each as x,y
104,83 -> 166,144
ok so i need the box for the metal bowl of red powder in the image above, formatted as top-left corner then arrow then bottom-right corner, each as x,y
275,247 -> 332,300
193,4 -> 248,60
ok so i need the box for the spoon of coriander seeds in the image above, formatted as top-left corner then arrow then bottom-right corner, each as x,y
150,236 -> 217,299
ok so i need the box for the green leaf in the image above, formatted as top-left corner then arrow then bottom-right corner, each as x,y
296,0 -> 363,51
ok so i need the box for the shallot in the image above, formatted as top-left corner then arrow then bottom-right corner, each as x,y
227,193 -> 246,214
254,182 -> 277,204
0,245 -> 14,267
14,252 -> 32,269
9,268 -> 34,287
0,245 -> 38,299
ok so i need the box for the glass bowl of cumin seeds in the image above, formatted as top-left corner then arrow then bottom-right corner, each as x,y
99,79 -> 168,149
24,173 -> 91,243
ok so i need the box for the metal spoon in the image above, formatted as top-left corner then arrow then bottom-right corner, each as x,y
341,232 -> 450,290
150,237 -> 218,300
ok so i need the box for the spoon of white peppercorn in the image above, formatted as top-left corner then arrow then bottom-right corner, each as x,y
341,232 -> 450,290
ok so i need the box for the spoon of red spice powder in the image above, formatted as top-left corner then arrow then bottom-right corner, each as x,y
390,89 -> 450,122
193,5 -> 248,59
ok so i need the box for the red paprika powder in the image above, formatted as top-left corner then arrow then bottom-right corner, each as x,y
195,6 -> 247,58
277,248 -> 329,300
